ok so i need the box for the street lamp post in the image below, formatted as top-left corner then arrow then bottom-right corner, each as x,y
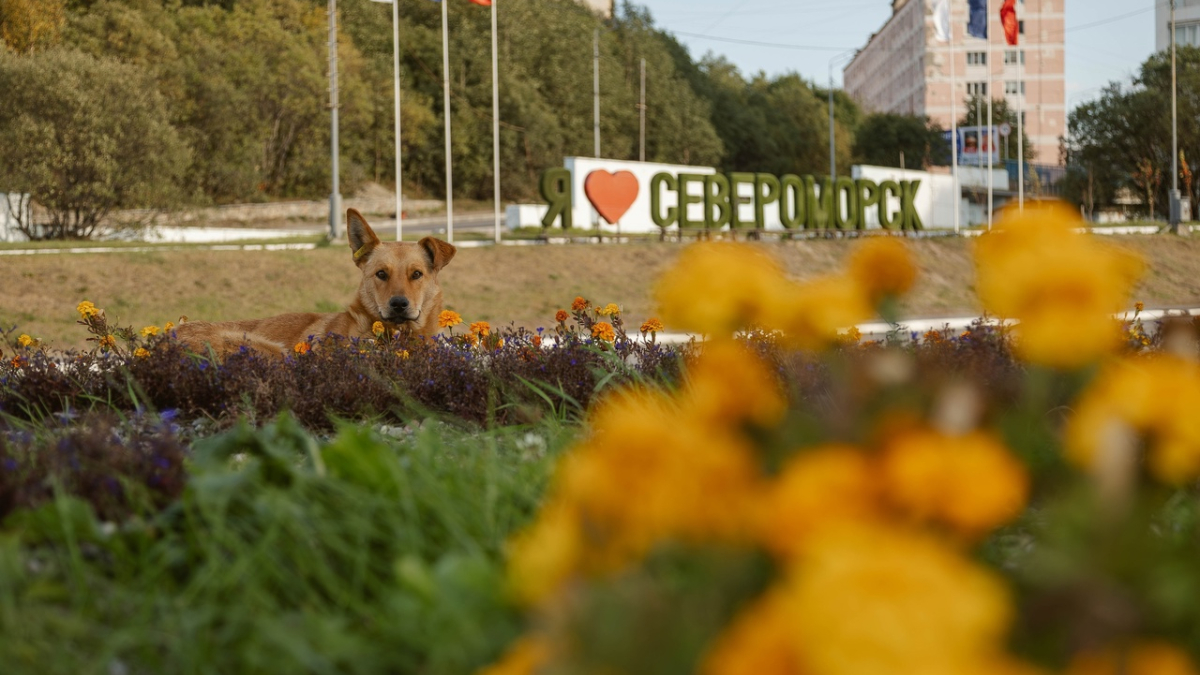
328,0 -> 342,239
828,50 -> 856,190
1170,0 -> 1182,233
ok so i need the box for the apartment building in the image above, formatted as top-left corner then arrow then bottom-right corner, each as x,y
844,0 -> 1065,166
1157,0 -> 1200,50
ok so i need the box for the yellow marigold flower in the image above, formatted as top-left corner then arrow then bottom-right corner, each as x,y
700,589 -> 805,675
293,342 -> 310,355
438,310 -> 462,328
470,321 -> 491,337
591,321 -> 615,342
99,335 -> 116,350
640,317 -> 664,334
683,340 -> 785,429
654,242 -> 790,335
475,635 -> 552,675
1066,642 -> 1200,675
164,321 -> 175,332
1135,301 -> 1145,313
847,236 -> 918,303
770,275 -> 874,351
880,429 -> 1029,538
10,357 -> 21,368
555,309 -> 569,323
839,326 -> 863,344
531,335 -> 543,348
571,296 -> 588,311
784,523 -> 1013,675
924,329 -> 945,344
140,326 -> 160,337
1065,356 -> 1200,485
755,445 -> 880,560
17,334 -> 33,348
76,300 -> 100,319
395,350 -> 409,359
555,388 -> 761,561
133,347 -> 150,359
465,333 -> 479,346
506,499 -> 583,607
372,321 -> 386,337
596,303 -> 620,316
975,200 -> 1144,368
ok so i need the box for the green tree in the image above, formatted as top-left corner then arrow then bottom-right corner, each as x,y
852,112 -> 946,169
0,48 -> 187,239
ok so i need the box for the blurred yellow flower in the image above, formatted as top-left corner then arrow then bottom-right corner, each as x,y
880,429 -> 1029,538
372,321 -> 386,337
475,635 -> 551,675
555,309 -> 569,323
293,342 -> 310,355
506,499 -> 583,607
395,350 -> 409,359
1066,642 -> 1200,675
683,340 -> 785,429
755,445 -> 880,559
769,275 -> 873,351
1134,301 -> 1145,313
164,321 -> 175,332
784,523 -> 1013,675
99,335 -> 116,350
596,303 -> 620,316
975,200 -> 1144,368
133,347 -> 150,359
17,334 -> 32,348
700,589 -> 805,675
847,236 -> 918,303
591,321 -> 615,342
640,317 -> 664,334
1066,356 -> 1200,485
438,310 -> 462,328
465,333 -> 479,347
470,321 -> 491,337
571,296 -> 589,311
76,300 -> 100,319
654,241 -> 790,335
140,326 -> 160,337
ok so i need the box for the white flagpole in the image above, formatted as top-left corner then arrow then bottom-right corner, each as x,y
951,13 -> 960,235
391,0 -> 403,241
491,0 -> 501,244
986,0 -> 993,231
1017,25 -> 1024,211
441,0 -> 454,242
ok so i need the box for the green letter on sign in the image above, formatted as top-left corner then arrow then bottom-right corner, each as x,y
878,180 -> 902,230
727,172 -> 755,229
705,173 -> 732,229
678,173 -> 706,229
539,168 -> 572,229
650,172 -> 678,229
856,180 -> 880,230
833,177 -> 858,230
901,180 -> 924,230
779,174 -> 805,229
754,174 -> 781,229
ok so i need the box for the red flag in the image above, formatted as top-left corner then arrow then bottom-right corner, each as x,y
1000,0 -> 1018,45
468,0 -> 491,5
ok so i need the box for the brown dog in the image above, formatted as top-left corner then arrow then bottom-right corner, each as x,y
175,208 -> 456,356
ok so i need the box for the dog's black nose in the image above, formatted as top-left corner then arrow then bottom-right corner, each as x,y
389,297 -> 410,313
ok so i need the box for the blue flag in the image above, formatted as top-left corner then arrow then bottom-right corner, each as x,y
967,0 -> 988,39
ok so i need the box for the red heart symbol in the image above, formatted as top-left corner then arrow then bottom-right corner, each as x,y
584,170 -> 640,224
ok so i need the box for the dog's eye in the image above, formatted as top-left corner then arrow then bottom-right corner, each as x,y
410,270 -> 423,281
375,270 -> 388,281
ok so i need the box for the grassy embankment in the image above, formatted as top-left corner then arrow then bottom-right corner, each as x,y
4,234 -> 1200,349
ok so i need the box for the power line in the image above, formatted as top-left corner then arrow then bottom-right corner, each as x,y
670,30 -> 852,52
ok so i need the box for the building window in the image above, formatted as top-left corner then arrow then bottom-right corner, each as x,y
1176,22 -> 1200,48
967,82 -> 988,97
1018,20 -> 1025,35
1005,81 -> 1026,95
1004,50 -> 1025,65
967,51 -> 987,65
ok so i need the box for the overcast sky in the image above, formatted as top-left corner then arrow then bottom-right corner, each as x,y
639,0 -> 1160,111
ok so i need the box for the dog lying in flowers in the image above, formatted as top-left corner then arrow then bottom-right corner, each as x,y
176,209 -> 456,356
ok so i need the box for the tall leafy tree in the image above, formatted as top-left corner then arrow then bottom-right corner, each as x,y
852,113 -> 946,170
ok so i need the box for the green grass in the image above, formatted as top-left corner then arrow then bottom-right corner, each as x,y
0,413 -> 573,675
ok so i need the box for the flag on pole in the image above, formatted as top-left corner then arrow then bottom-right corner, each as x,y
468,0 -> 491,5
1000,0 -> 1019,45
932,0 -> 950,43
967,0 -> 988,39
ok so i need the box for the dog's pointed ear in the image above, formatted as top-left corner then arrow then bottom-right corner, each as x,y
347,209 -> 380,266
419,236 -> 456,271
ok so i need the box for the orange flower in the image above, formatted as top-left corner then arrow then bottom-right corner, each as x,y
596,303 -> 620,317
140,326 -> 160,338
293,342 -> 311,355
465,333 -> 479,346
10,357 -> 22,368
134,347 -> 150,359
555,309 -> 569,323
571,296 -> 588,311
532,335 -> 543,348
99,335 -> 116,350
372,321 -> 386,337
438,310 -> 463,328
592,321 -> 615,342
640,317 -> 664,334
470,321 -> 491,337
164,321 -> 175,332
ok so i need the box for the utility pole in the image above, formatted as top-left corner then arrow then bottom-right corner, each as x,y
638,58 -> 646,163
441,0 -> 454,243
1170,0 -> 1182,234
328,0 -> 342,239
593,29 -> 601,158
